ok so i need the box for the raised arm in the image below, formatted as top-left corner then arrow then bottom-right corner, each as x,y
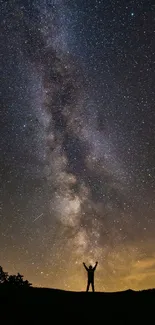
93,261 -> 98,271
83,262 -> 88,271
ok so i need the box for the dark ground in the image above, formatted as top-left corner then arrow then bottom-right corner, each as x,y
0,286 -> 155,323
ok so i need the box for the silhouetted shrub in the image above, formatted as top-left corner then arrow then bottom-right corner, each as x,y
0,266 -> 32,287
7,273 -> 32,287
0,266 -> 8,284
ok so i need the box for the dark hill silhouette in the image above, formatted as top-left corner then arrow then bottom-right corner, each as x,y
0,286 -> 155,322
0,265 -> 154,321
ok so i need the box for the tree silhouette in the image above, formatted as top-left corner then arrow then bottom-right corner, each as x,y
7,273 -> 32,287
0,266 -> 32,287
0,266 -> 8,284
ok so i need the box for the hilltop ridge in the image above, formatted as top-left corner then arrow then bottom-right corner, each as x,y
0,286 -> 155,322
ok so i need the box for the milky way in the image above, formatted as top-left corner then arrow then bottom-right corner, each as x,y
1,0 -> 155,291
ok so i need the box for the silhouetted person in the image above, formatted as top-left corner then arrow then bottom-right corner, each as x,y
83,261 -> 98,292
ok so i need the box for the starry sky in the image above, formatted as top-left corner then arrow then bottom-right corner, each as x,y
1,0 -> 155,292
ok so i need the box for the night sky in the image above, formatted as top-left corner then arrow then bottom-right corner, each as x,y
1,0 -> 155,292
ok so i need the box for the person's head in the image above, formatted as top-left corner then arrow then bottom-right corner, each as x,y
89,265 -> 92,269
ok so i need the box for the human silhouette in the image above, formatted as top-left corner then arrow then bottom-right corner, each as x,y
83,261 -> 98,292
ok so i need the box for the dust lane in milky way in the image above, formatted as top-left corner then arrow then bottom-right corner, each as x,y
1,0 -> 155,291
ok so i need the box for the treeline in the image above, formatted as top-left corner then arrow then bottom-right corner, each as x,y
0,266 -> 32,287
